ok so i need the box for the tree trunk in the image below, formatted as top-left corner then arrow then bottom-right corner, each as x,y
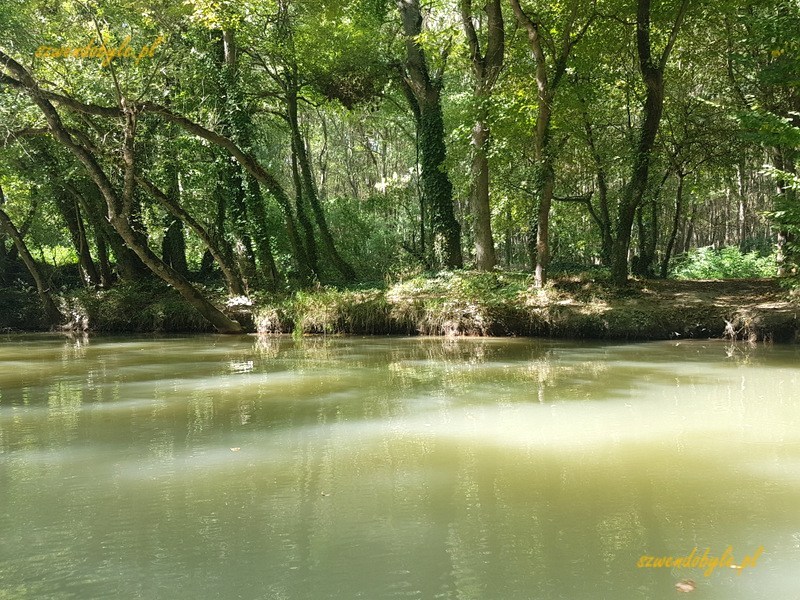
535,159 -> 555,287
773,150 -> 796,276
611,78 -> 665,284
581,111 -> 613,266
396,0 -> 462,269
611,0 -> 688,285
470,116 -> 496,270
509,0 -> 591,286
0,186 -> 64,327
420,98 -> 463,268
110,214 -> 244,332
683,201 -> 697,253
461,0 -> 503,271
287,88 -> 355,281
161,218 -> 189,277
290,138 -> 320,276
54,188 -> 100,287
68,182 -> 148,281
95,234 -> 114,287
242,174 -> 280,288
661,171 -> 683,278
137,174 -> 245,294
736,160 -> 747,248
0,51 -> 244,333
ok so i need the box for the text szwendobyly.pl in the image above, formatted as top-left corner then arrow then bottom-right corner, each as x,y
35,35 -> 165,67
637,546 -> 764,577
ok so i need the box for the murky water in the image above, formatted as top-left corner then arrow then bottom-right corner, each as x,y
0,334 -> 798,599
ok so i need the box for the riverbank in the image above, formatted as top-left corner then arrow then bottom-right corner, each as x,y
3,272 -> 798,342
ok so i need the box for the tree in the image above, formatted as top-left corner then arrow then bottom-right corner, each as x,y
609,0 -> 691,285
460,0 -> 504,271
0,50 -> 245,333
0,184 -> 64,326
509,0 -> 594,287
395,0 -> 463,269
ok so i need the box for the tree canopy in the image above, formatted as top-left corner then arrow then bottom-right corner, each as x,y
1,0 -> 797,331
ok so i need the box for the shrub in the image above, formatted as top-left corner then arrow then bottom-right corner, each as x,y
670,246 -> 777,279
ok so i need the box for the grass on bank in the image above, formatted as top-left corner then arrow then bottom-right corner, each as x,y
2,257 -> 797,341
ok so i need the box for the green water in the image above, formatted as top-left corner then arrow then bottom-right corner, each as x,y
0,335 -> 798,599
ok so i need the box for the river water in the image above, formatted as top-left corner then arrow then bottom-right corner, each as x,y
0,335 -> 798,599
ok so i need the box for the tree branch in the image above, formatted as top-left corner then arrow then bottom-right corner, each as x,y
660,0 -> 691,70
460,0 -> 483,80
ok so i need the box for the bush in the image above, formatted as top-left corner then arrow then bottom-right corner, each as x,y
73,281 -> 213,332
0,286 -> 48,331
670,246 -> 777,279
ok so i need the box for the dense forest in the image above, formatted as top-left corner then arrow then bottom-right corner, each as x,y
0,0 -> 798,333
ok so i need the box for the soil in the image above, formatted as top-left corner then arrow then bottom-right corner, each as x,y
546,278 -> 799,342
3,277 -> 798,342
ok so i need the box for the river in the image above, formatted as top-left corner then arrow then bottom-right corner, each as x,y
0,335 -> 798,599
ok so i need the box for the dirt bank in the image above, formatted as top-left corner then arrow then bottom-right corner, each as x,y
252,275 -> 800,342
2,275 -> 797,341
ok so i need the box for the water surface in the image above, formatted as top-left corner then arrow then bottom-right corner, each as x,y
1,335 -> 798,599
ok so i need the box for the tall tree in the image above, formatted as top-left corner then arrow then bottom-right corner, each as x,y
610,0 -> 691,285
0,51 -> 245,333
509,0 -> 594,287
461,0 -> 504,271
396,0 -> 463,268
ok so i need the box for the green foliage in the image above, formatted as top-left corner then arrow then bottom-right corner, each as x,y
0,287 -> 48,331
670,246 -> 778,280
2,0 -> 798,334
74,281 -> 213,332
324,194 -> 409,282
287,288 -> 392,334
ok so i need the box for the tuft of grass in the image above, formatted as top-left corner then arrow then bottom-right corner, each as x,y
287,289 -> 394,334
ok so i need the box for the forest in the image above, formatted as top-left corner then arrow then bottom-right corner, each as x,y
0,0 -> 798,335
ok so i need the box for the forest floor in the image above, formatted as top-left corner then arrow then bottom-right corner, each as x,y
3,274 -> 798,341
542,277 -> 798,342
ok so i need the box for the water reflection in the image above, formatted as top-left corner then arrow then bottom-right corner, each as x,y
0,335 -> 798,599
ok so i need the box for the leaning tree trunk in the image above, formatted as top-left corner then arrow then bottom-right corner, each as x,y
0,187 -> 64,327
287,87 -> 356,281
0,51 -> 244,333
109,213 -> 244,332
67,181 -> 148,281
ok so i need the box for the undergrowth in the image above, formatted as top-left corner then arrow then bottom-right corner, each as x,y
671,246 -> 777,279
